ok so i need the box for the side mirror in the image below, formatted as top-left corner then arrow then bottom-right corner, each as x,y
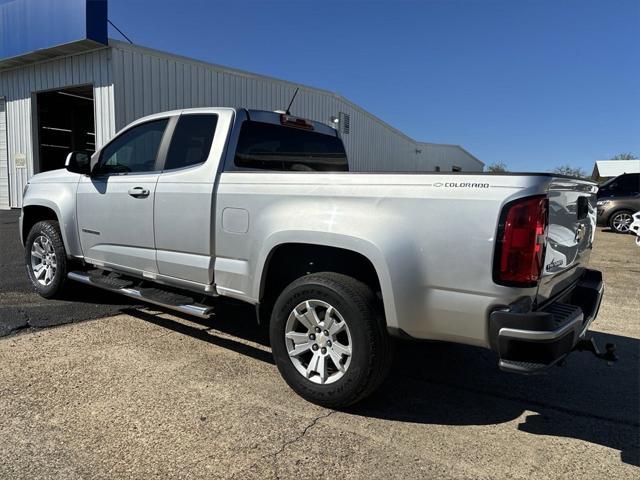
65,151 -> 91,175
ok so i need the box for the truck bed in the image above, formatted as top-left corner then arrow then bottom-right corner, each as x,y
215,171 -> 597,347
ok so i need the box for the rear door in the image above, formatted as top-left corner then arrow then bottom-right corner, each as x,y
154,112 -> 220,284
77,117 -> 171,274
536,178 -> 599,305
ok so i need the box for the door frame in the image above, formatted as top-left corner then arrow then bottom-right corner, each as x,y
31,83 -> 96,175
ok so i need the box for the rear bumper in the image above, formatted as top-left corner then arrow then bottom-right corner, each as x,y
489,269 -> 604,374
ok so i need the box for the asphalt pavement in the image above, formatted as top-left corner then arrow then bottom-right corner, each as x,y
0,209 -> 134,336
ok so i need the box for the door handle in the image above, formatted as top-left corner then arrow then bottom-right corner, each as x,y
128,187 -> 150,198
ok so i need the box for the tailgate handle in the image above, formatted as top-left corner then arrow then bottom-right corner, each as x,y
577,197 -> 589,219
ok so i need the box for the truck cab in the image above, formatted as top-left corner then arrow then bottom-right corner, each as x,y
21,108 -> 347,290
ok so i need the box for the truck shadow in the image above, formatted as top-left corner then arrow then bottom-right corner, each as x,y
122,301 -> 274,365
125,299 -> 639,467
124,301 -> 640,466
351,331 -> 640,467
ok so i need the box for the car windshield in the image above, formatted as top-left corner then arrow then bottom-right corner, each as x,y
599,177 -> 616,188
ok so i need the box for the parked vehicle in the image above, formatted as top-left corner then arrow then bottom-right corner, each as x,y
596,173 -> 640,233
20,108 -> 612,407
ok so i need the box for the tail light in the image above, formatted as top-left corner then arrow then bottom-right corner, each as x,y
494,195 -> 548,287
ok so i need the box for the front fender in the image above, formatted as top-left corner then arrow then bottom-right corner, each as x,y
22,182 -> 81,257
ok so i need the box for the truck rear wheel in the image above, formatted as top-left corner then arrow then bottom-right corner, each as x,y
25,220 -> 69,299
269,272 -> 392,408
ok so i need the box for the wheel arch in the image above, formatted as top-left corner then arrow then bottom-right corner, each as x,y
255,233 -> 398,329
21,204 -> 61,245
21,193 -> 83,257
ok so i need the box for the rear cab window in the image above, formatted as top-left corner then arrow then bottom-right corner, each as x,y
233,120 -> 348,172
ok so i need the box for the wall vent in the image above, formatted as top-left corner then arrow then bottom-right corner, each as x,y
339,112 -> 350,134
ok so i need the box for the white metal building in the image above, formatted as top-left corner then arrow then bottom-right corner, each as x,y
591,159 -> 640,182
0,39 -> 483,209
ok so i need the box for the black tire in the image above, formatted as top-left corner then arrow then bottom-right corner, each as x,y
269,272 -> 393,408
609,210 -> 634,234
25,220 -> 69,299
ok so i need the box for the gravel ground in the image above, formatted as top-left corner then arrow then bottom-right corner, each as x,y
0,216 -> 638,479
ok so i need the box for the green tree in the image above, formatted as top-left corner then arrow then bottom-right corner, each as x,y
486,161 -> 508,173
611,152 -> 638,160
551,164 -> 587,178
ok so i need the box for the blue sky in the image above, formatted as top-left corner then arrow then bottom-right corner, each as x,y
108,0 -> 639,172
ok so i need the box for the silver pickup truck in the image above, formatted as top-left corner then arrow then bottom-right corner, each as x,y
20,107 -> 611,407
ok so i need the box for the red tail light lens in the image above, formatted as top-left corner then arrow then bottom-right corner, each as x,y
494,195 -> 548,287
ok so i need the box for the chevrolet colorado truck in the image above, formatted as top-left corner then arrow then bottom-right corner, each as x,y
20,108 -> 611,407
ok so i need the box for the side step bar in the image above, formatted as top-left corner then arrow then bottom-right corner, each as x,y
68,271 -> 214,319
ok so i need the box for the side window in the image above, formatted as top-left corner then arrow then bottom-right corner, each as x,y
618,174 -> 640,195
164,114 -> 218,171
97,119 -> 168,174
234,121 -> 348,172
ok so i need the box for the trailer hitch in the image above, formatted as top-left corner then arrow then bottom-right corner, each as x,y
574,336 -> 618,365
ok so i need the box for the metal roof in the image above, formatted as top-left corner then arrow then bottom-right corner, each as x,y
592,160 -> 640,179
0,0 -> 107,70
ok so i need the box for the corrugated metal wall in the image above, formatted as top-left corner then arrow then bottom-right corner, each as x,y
0,40 -> 483,207
0,47 -> 115,207
109,42 -> 425,173
416,143 -> 483,172
0,97 -> 9,209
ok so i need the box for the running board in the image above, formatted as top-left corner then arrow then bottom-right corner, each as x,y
67,271 -> 214,319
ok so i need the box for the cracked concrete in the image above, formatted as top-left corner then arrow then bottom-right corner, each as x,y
227,410 -> 335,480
0,218 -> 638,478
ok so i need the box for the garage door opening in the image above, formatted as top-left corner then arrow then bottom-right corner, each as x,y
35,85 -> 95,173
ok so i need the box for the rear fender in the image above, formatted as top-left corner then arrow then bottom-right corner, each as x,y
254,231 -> 401,329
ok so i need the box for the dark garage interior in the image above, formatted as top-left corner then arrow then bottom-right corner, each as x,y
36,85 -> 95,173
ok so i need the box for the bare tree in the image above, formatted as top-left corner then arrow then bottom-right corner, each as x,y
486,161 -> 508,173
611,152 -> 638,160
551,164 -> 587,178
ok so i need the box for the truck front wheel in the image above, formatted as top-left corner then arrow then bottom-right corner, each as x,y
25,220 -> 69,299
269,272 -> 392,408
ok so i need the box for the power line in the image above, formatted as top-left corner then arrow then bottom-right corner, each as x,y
107,19 -> 133,44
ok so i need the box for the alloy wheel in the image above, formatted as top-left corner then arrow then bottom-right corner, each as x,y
612,212 -> 633,233
284,299 -> 353,385
30,235 -> 57,286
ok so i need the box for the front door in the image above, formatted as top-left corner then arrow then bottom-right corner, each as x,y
77,118 -> 170,274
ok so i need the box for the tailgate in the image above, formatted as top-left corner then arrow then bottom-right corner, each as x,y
537,178 -> 599,305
